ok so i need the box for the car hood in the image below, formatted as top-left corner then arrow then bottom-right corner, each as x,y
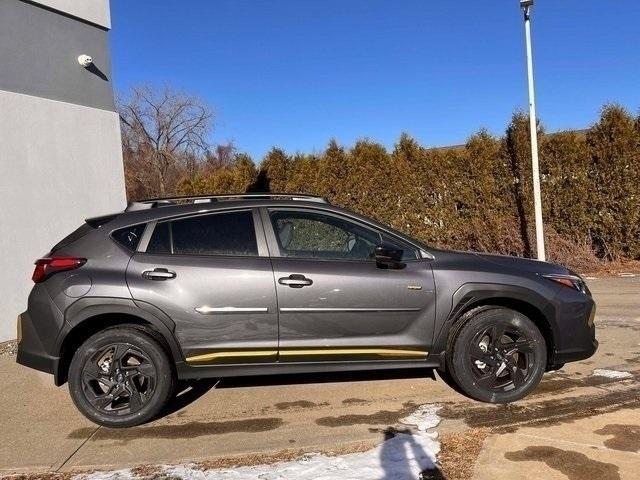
471,252 -> 572,275
430,248 -> 576,275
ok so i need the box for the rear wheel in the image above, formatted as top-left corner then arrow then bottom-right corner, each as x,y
448,307 -> 546,403
68,327 -> 175,427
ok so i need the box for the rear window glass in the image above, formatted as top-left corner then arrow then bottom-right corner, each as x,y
146,211 -> 258,257
112,224 -> 146,251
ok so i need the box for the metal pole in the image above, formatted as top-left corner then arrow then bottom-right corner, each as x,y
523,4 -> 546,261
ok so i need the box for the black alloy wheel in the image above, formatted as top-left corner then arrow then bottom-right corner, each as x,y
81,343 -> 156,415
448,307 -> 547,403
468,323 -> 534,392
69,327 -> 175,427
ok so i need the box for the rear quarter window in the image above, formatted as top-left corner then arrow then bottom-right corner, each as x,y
111,224 -> 146,251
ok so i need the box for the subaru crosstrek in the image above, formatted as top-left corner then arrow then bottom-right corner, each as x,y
17,193 -> 597,427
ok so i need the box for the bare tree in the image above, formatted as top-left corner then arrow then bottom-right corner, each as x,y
203,143 -> 236,172
119,85 -> 213,198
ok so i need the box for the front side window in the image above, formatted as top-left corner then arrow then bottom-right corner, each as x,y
146,210 -> 258,257
270,210 -> 386,261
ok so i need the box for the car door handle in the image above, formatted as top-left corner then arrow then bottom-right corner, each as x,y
278,274 -> 313,288
142,268 -> 176,281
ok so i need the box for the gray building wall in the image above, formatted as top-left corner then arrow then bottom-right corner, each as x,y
0,0 -> 125,342
0,0 -> 115,111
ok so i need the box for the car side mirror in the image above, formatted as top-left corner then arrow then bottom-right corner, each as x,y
374,245 -> 406,269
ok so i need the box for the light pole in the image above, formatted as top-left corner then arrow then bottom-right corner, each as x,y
520,0 -> 546,261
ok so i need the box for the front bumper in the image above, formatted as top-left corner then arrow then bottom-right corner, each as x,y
553,338 -> 599,364
16,312 -> 61,381
550,293 -> 598,365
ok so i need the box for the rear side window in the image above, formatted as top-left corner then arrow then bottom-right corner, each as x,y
146,211 -> 258,257
146,222 -> 171,254
112,224 -> 146,251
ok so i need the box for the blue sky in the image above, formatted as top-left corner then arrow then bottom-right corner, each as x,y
110,0 -> 640,160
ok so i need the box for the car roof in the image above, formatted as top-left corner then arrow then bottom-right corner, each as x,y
127,193 -> 329,210
96,194 -> 330,226
93,193 -> 428,252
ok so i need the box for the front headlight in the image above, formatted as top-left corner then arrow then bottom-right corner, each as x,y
541,273 -> 588,294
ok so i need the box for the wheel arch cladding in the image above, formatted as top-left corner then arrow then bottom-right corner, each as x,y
56,301 -> 184,386
438,284 -> 557,368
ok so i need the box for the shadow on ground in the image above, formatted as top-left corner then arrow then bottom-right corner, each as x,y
158,368 -> 438,419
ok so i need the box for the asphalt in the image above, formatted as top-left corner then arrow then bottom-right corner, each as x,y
0,276 -> 638,479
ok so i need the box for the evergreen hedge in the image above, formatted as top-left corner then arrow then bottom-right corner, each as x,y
176,104 -> 640,270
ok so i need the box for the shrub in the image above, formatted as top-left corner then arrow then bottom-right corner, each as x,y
127,103 -> 640,268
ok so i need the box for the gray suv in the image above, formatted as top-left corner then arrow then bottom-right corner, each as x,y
17,194 -> 597,427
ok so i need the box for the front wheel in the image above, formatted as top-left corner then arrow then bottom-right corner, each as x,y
448,307 -> 547,403
68,327 -> 175,427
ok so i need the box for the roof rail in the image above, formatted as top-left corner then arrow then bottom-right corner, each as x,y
125,193 -> 329,211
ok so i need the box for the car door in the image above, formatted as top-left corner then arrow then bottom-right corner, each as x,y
126,208 -> 279,365
261,207 -> 436,363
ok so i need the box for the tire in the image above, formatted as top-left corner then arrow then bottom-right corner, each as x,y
447,307 -> 546,403
68,326 -> 175,427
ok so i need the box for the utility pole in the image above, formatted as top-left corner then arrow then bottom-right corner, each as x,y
520,0 -> 546,261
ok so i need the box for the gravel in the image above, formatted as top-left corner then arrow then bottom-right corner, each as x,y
0,340 -> 18,356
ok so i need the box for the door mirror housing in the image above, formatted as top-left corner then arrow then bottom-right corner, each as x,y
374,245 -> 406,269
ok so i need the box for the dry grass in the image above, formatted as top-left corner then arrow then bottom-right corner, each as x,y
1,474 -> 73,480
192,440 -> 376,471
435,428 -> 491,480
584,259 -> 640,276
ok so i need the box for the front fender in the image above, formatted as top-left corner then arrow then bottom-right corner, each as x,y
432,282 -> 557,356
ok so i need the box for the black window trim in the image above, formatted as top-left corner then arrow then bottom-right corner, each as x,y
136,208 -> 269,258
261,206 -> 421,263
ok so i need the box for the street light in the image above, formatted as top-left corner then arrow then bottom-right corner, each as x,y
520,0 -> 546,261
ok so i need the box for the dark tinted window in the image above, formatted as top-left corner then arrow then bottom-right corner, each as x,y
112,224 -> 146,251
147,211 -> 258,257
146,222 -> 171,254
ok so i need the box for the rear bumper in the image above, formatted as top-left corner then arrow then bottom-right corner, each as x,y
16,312 -> 61,382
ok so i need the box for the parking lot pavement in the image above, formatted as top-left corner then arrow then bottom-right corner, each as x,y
0,276 -> 638,479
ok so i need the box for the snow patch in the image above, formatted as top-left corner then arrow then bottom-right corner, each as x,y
76,404 -> 442,480
592,368 -> 633,379
77,470 -> 132,480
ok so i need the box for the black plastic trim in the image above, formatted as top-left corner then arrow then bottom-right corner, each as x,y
176,358 -> 440,380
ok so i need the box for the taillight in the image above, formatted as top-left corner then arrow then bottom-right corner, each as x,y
32,257 -> 86,283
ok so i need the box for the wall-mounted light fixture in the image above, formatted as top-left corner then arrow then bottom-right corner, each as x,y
77,54 -> 93,68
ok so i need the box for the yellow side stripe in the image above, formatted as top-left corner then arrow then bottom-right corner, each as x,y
280,348 -> 428,358
187,350 -> 278,363
186,348 -> 428,363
